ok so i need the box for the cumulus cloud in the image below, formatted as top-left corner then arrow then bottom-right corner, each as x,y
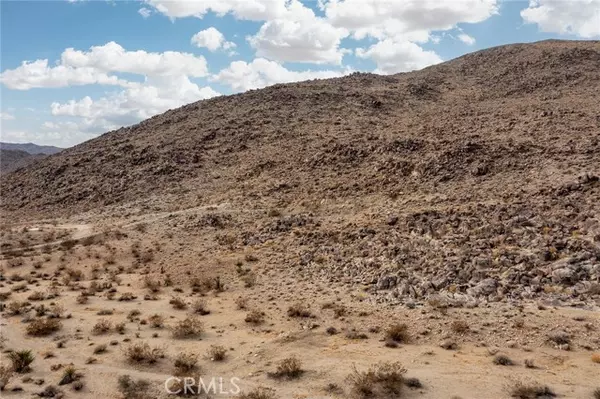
521,0 -> 600,38
1,42 -> 218,145
146,0 -> 288,20
191,27 -> 236,51
0,59 -> 131,90
249,0 -> 348,64
324,0 -> 498,40
213,58 -> 349,91
0,42 -> 208,91
356,39 -> 442,74
1,112 -> 15,120
50,76 -> 219,132
458,33 -> 476,45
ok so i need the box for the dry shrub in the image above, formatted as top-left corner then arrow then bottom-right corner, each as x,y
347,362 -> 406,399
26,318 -> 62,336
27,291 -> 46,301
148,314 -> 164,328
117,375 -> 150,399
172,317 -> 204,339
173,352 -> 198,374
245,310 -> 265,324
143,276 -> 161,293
207,345 -> 226,361
0,365 -> 12,391
118,292 -> 136,301
7,301 -> 28,315
509,381 -> 556,398
236,387 -> 277,399
92,319 -> 112,335
591,353 -> 600,364
287,302 -> 313,318
8,350 -> 35,373
170,297 -> 187,310
450,320 -> 469,334
235,296 -> 248,309
191,299 -> 210,315
493,354 -> 514,366
385,323 -> 410,343
76,294 -> 89,304
124,342 -> 164,364
269,356 -> 303,379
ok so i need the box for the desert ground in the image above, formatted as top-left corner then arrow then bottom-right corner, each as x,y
1,205 -> 598,398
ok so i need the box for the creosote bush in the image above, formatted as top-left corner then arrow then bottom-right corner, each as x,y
117,375 -> 150,399
347,362 -> 407,399
385,323 -> 410,343
287,302 -> 313,318
124,342 -> 164,364
245,310 -> 265,325
172,317 -> 204,339
509,381 -> 556,398
174,352 -> 198,374
92,319 -> 112,335
208,345 -> 227,361
236,387 -> 277,399
269,356 -> 303,379
26,318 -> 62,336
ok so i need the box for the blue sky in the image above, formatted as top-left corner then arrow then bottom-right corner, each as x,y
1,0 -> 598,147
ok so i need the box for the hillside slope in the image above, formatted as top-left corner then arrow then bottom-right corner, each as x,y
0,142 -> 63,155
0,149 -> 46,174
1,39 -> 599,303
1,40 -> 598,217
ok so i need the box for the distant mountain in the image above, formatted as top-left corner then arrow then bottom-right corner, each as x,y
0,149 -> 46,174
0,142 -> 63,155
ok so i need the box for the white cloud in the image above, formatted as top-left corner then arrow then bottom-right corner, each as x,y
61,42 -> 208,78
50,75 -> 219,132
458,33 -> 476,45
146,0 -> 288,20
356,39 -> 442,74
213,58 -> 349,91
0,42 -> 208,90
249,0 -> 348,65
521,0 -> 600,38
138,7 -> 153,18
0,59 -> 131,90
324,0 -> 498,40
1,112 -> 15,121
191,27 -> 236,51
1,42 -> 218,145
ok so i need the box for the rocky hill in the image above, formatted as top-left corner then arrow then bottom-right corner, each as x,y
1,40 -> 599,303
0,142 -> 63,156
0,149 -> 46,174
